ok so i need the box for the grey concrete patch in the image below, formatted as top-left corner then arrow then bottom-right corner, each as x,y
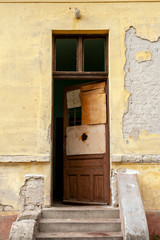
117,173 -> 149,240
0,155 -> 50,162
9,175 -> 44,240
111,169 -> 118,207
111,154 -> 160,163
17,210 -> 41,221
123,27 -> 160,139
9,220 -> 37,240
19,175 -> 44,211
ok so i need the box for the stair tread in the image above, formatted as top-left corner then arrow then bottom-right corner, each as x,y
38,207 -> 122,238
39,218 -> 121,223
36,231 -> 123,238
42,207 -> 119,211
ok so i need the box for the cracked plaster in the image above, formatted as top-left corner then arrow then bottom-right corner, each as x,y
19,175 -> 44,211
123,27 -> 160,140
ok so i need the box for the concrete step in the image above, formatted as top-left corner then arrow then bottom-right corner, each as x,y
36,232 -> 123,240
38,218 -> 121,233
42,207 -> 119,219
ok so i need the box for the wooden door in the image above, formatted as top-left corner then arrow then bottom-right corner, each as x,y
63,81 -> 110,204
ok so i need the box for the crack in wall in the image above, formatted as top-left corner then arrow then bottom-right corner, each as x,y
0,204 -> 14,211
123,27 -> 160,140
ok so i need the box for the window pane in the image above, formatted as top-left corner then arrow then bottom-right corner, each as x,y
84,39 -> 105,72
68,107 -> 81,126
56,39 -> 77,71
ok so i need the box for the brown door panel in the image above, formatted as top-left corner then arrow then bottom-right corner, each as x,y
63,82 -> 110,204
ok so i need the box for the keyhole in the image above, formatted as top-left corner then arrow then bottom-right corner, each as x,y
82,133 -> 88,141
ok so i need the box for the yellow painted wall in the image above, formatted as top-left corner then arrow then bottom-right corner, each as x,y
0,163 -> 50,211
113,163 -> 160,211
1,2 -> 160,156
0,1 -> 160,211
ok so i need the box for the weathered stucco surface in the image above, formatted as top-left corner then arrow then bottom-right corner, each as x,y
19,175 -> 44,211
110,169 -> 118,207
0,1 -> 160,157
113,163 -> 160,210
123,27 -> 160,140
111,154 -> 160,163
0,163 -> 50,210
117,173 -> 149,240
9,175 -> 43,240
0,1 -> 160,213
9,220 -> 37,240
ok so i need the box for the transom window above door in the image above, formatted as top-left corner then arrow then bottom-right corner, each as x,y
52,35 -> 108,79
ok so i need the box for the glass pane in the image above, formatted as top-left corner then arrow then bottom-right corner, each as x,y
75,107 -> 81,125
68,109 -> 74,126
84,39 -> 105,72
68,107 -> 81,126
56,39 -> 77,71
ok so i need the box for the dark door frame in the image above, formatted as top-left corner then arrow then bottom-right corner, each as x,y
50,34 -> 110,206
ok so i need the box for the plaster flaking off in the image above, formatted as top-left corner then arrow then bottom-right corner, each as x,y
123,27 -> 160,139
19,175 -> 44,211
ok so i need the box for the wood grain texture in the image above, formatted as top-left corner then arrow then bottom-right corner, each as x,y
80,82 -> 106,125
66,154 -> 108,203
81,82 -> 105,92
63,81 -> 110,204
81,93 -> 106,125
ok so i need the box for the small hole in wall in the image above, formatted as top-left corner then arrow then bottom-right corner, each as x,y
82,133 -> 88,141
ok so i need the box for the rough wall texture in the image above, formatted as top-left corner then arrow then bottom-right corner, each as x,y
9,175 -> 43,240
19,175 -> 44,211
117,173 -> 149,240
123,27 -> 160,139
111,154 -> 160,163
111,169 -> 118,207
9,220 -> 37,240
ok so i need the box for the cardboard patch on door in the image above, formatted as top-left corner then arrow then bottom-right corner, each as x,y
67,89 -> 81,109
66,124 -> 106,155
80,82 -> 106,125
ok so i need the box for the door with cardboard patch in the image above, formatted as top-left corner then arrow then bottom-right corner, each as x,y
63,81 -> 110,204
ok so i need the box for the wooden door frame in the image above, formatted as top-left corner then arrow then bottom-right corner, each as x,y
51,34 -> 110,206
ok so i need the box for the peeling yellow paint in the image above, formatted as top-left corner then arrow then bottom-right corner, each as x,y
0,1 -> 159,156
140,130 -> 150,136
0,1 -> 160,211
0,163 -> 50,210
136,51 -> 152,62
123,89 -> 131,114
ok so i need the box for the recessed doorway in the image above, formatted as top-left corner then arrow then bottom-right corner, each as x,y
52,34 -> 110,205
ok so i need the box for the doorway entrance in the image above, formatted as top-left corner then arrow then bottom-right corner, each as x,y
52,34 -> 110,204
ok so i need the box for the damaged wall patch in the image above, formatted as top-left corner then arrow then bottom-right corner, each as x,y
123,27 -> 160,139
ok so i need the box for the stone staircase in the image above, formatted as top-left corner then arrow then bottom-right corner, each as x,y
36,206 -> 123,240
